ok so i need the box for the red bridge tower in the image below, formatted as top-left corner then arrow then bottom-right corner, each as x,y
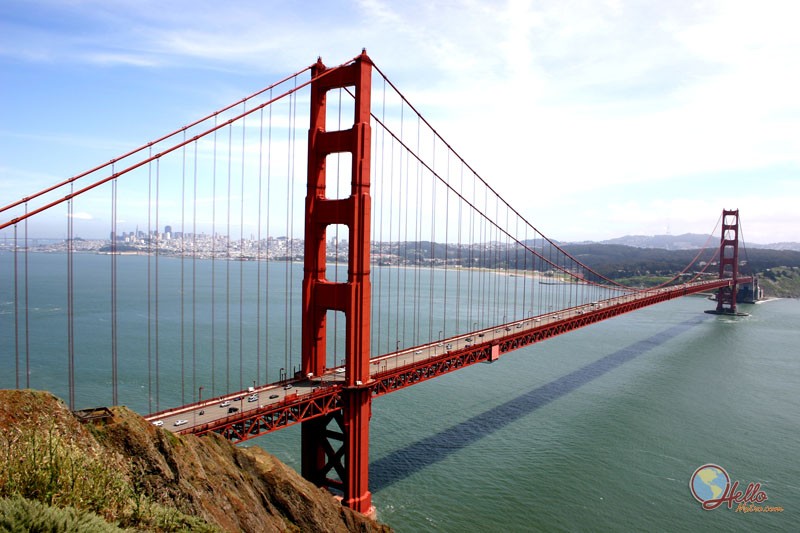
715,209 -> 741,314
300,51 -> 374,515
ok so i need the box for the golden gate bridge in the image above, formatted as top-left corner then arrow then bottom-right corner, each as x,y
0,51 -> 753,515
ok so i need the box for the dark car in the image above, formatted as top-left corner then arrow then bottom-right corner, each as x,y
227,407 -> 239,413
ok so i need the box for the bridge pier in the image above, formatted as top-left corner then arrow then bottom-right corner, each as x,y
300,51 -> 375,515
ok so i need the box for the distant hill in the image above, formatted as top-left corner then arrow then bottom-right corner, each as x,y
593,233 -> 800,252
599,233 -> 714,250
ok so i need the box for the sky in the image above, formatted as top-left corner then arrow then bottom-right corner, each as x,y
1,0 -> 799,244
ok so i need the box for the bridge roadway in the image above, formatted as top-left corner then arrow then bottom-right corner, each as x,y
146,277 -> 747,441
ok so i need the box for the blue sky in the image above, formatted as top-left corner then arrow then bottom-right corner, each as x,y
2,0 -> 798,243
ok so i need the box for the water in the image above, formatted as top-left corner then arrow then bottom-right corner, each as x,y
255,296 -> 800,531
1,253 -> 798,531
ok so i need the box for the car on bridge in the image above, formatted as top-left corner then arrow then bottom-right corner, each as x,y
220,400 -> 230,407
173,419 -> 188,427
248,394 -> 258,402
152,420 -> 164,427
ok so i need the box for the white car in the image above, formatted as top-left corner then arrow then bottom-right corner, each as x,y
247,394 -> 258,402
152,420 -> 164,427
220,400 -> 231,407
334,368 -> 345,373
173,419 -> 188,427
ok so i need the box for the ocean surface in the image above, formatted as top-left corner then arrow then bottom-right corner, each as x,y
1,252 -> 798,531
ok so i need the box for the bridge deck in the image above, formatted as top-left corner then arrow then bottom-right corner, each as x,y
147,277 -> 748,441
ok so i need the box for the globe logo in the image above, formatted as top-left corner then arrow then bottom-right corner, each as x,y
690,464 -> 730,509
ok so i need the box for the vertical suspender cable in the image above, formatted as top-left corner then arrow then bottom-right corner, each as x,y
386,123 -> 396,355
289,84 -> 299,375
492,196 -> 498,324
146,153 -> 152,413
455,164 -> 463,332
256,107 -> 264,384
418,117 -> 424,342
239,102 -> 246,390
226,123 -> 232,392
467,172 -> 475,328
180,136 -> 186,404
513,213 -> 519,320
24,204 -> 30,388
394,104 -> 404,352
284,87 -> 295,376
395,116 -> 412,350
211,118 -> 218,396
522,222 -> 528,319
443,150 -> 449,337
290,83 -> 299,374
192,141 -> 198,401
428,136 -> 435,343
111,167 -> 118,405
374,78 -> 387,356
479,187 -> 486,327
155,158 -> 160,411
265,88 -> 273,383
13,224 -> 19,389
67,184 -> 75,409
504,205 -> 510,322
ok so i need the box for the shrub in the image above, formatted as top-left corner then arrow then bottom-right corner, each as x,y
0,495 -> 122,532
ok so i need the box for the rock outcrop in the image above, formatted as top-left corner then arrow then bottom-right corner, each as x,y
0,390 -> 391,532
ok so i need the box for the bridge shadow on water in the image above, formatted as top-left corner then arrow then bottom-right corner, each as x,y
369,315 -> 709,492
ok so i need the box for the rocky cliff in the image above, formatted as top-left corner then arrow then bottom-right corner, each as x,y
0,390 -> 392,532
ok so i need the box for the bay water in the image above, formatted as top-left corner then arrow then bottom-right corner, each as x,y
1,252 -> 798,531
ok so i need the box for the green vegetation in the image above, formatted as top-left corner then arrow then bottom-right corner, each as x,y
610,275 -> 674,288
0,424 -> 218,532
0,425 -> 128,517
759,266 -> 800,298
0,495 -> 122,532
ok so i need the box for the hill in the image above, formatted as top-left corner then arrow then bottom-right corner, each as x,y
559,243 -> 800,297
596,233 -> 800,252
0,389 -> 391,532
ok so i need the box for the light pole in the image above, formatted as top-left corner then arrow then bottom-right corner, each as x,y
196,386 -> 203,427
